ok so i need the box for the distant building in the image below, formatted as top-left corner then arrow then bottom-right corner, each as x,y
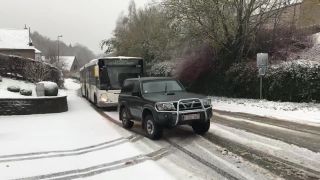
0,28 -> 41,60
262,0 -> 320,32
57,56 -> 80,78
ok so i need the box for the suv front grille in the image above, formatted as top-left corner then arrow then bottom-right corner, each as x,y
174,99 -> 202,111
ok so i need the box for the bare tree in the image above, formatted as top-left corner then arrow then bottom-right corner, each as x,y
23,61 -> 51,83
162,0 -> 295,68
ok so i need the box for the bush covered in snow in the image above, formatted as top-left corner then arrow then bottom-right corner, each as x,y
0,53 -> 63,87
149,61 -> 175,77
7,86 -> 21,93
39,81 -> 59,96
19,89 -> 32,96
225,61 -> 320,102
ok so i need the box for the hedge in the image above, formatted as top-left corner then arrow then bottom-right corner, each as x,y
225,61 -> 320,102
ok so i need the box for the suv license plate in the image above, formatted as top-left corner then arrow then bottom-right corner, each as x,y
183,113 -> 200,121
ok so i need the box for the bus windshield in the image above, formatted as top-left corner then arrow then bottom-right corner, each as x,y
99,59 -> 143,90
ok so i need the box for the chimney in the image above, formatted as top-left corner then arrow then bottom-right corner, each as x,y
28,27 -> 33,46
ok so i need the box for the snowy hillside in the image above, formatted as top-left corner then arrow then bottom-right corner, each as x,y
288,32 -> 320,63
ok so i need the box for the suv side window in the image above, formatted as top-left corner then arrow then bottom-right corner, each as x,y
122,80 -> 134,94
132,81 -> 141,93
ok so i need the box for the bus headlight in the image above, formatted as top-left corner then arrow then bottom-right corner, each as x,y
201,98 -> 212,107
156,102 -> 176,111
100,94 -> 108,102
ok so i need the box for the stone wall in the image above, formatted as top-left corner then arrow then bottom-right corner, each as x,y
0,96 -> 68,115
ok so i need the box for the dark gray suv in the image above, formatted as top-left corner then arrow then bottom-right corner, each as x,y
118,77 -> 212,140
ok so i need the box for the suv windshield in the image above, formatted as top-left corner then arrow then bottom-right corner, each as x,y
142,80 -> 184,94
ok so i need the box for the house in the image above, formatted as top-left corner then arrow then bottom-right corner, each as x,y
57,56 -> 80,78
0,28 -> 41,60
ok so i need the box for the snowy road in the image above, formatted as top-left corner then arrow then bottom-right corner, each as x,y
213,110 -> 320,152
1,80 -> 319,180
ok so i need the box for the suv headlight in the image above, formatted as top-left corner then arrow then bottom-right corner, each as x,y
100,94 -> 108,102
156,102 -> 176,111
202,98 -> 212,107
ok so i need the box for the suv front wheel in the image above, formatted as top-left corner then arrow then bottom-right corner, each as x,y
120,107 -> 134,129
144,115 -> 163,140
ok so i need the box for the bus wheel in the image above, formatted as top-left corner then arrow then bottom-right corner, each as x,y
94,94 -> 97,106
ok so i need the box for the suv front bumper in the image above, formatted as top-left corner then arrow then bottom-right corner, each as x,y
156,107 -> 213,128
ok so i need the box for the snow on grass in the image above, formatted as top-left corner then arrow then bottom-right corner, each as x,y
0,77 -> 36,98
0,77 -> 66,98
211,96 -> 320,125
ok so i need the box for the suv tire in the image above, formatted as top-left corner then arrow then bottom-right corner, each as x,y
144,115 -> 163,140
120,107 -> 134,129
192,120 -> 210,135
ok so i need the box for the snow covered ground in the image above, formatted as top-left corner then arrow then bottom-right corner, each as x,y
211,96 -> 320,125
209,123 -> 320,173
64,78 -> 80,90
0,79 -> 184,180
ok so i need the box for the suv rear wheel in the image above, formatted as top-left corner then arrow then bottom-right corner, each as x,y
120,107 -> 134,129
192,120 -> 210,135
144,115 -> 163,140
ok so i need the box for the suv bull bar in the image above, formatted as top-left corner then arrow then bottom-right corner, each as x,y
155,98 -> 212,126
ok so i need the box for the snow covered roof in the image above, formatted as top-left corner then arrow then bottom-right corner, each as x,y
35,48 -> 41,54
59,56 -> 77,71
0,28 -> 36,50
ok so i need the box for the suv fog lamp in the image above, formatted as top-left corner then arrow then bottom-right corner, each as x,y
156,102 -> 176,111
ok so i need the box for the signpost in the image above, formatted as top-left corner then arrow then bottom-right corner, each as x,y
257,53 -> 268,99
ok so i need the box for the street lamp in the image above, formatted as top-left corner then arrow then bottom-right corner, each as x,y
57,35 -> 63,64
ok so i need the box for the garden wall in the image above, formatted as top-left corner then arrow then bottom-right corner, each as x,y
0,96 -> 68,115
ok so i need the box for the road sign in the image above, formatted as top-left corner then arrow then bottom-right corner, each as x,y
259,67 -> 267,76
257,53 -> 268,100
257,53 -> 268,68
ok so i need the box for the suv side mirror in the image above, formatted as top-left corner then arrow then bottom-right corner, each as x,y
132,91 -> 141,97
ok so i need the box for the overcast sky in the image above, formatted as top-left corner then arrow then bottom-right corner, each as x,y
0,0 -> 150,54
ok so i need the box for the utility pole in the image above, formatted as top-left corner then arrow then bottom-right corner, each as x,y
57,35 -> 63,64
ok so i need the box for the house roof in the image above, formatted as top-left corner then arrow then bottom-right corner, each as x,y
0,28 -> 37,50
58,56 -> 77,71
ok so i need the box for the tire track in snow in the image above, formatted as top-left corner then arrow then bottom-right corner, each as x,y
213,112 -> 320,153
0,135 -> 141,163
95,107 -> 242,180
204,127 -> 320,180
14,148 -> 169,180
